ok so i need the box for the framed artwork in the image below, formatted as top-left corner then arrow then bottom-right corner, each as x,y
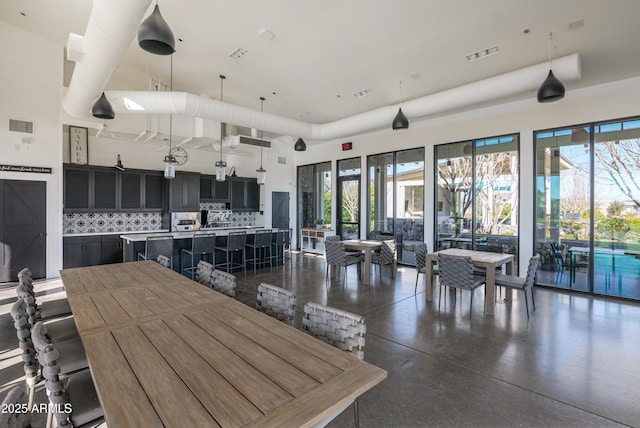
69,126 -> 88,164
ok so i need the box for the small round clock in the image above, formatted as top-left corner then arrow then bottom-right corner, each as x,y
169,147 -> 188,165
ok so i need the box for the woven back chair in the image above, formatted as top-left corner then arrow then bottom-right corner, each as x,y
495,254 -> 540,318
15,283 -> 72,322
195,260 -> 215,287
0,386 -> 32,428
17,267 -> 33,287
438,254 -> 486,318
256,283 -> 297,323
302,302 -> 366,359
9,300 -> 40,406
324,241 -> 362,284
156,255 -> 171,268
211,269 -> 237,297
371,240 -> 396,276
31,322 -> 103,428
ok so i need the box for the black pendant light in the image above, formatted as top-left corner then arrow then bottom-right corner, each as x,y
537,32 -> 565,103
114,154 -> 125,171
294,138 -> 307,151
215,75 -> 228,182
91,92 -> 115,119
138,3 -> 175,56
392,81 -> 409,130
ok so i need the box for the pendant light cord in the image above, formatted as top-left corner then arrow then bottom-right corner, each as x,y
219,75 -> 225,163
169,54 -> 173,155
259,97 -> 264,169
548,32 -> 553,67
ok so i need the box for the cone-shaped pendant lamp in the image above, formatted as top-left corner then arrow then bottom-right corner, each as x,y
392,80 -> 409,130
138,4 -> 175,55
294,138 -> 307,151
91,92 -> 115,119
537,32 -> 565,103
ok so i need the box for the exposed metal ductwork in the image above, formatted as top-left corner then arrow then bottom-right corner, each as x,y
63,0 -> 582,142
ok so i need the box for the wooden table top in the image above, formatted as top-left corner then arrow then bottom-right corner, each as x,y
60,261 -> 387,427
343,240 -> 383,250
427,248 -> 513,265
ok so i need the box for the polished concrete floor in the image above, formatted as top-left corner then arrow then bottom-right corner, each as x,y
2,252 -> 640,427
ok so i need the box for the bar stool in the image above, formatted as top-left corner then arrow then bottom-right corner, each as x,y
214,231 -> 247,276
247,229 -> 273,273
181,233 -> 216,279
138,235 -> 174,269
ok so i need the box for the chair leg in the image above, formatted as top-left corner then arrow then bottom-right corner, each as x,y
469,290 -> 474,319
524,289 -> 530,319
353,398 -> 360,428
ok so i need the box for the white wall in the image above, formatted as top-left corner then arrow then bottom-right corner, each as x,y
0,22 -> 63,278
294,76 -> 640,273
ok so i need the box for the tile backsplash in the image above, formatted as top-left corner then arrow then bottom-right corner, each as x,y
64,207 -> 257,234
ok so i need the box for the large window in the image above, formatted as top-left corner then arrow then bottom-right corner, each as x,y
337,158 -> 361,239
297,162 -> 332,241
368,148 -> 424,264
535,118 -> 640,299
435,134 -> 519,265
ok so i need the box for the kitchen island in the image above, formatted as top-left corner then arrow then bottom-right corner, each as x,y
120,226 -> 266,273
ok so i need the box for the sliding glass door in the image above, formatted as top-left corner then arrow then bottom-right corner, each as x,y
368,148 -> 424,265
337,158 -> 361,239
534,117 -> 640,300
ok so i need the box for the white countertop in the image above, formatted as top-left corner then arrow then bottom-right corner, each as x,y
120,227 -> 264,242
63,230 -> 170,238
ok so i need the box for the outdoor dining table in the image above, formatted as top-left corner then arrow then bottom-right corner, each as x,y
424,248 -> 513,316
59,261 -> 387,427
343,239 -> 396,286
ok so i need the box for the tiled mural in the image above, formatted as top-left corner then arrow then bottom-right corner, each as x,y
64,212 -> 163,234
64,206 -> 257,234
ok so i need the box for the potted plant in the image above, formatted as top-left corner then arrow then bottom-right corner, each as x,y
315,219 -> 324,229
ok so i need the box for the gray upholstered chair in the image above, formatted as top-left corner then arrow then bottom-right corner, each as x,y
302,302 -> 366,426
11,297 -> 78,344
271,229 -> 292,267
414,243 -> 439,294
438,254 -> 486,318
214,231 -> 247,276
31,322 -> 103,428
181,233 -> 217,279
256,283 -> 296,323
0,386 -> 32,428
494,254 -> 540,318
138,235 -> 173,268
324,241 -> 362,284
371,240 -> 396,277
194,260 -> 215,287
210,269 -> 237,297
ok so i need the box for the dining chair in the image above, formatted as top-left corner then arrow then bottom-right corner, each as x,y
256,283 -> 296,323
11,297 -> 78,344
214,231 -> 247,276
31,321 -> 103,428
156,254 -> 171,268
324,241 -> 362,285
302,302 -> 366,427
210,269 -> 237,297
246,229 -> 274,273
181,233 -> 217,279
0,386 -> 32,428
438,254 -> 486,318
194,260 -> 215,287
16,282 -> 72,321
371,240 -> 396,277
414,243 -> 439,294
494,254 -> 540,318
271,229 -> 292,268
138,235 -> 174,269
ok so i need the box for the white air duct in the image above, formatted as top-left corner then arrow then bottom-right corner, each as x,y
63,0 -> 582,141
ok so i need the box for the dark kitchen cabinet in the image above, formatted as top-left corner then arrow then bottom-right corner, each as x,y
93,170 -> 118,210
101,235 -> 124,264
230,177 -> 260,212
63,234 -> 124,268
200,175 -> 230,202
120,172 -> 142,210
168,172 -> 200,211
64,167 -> 90,210
63,236 -> 102,268
144,173 -> 165,210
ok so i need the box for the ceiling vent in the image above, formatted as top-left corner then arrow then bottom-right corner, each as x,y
9,119 -> 34,134
224,134 -> 271,149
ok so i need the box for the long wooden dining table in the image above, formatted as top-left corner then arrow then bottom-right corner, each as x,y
424,248 -> 513,316
59,261 -> 387,427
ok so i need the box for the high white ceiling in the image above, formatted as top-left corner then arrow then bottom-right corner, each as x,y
3,0 -> 640,131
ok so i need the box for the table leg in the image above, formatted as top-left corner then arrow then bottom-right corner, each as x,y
425,259 -> 433,301
485,264 -> 496,316
363,249 -> 372,286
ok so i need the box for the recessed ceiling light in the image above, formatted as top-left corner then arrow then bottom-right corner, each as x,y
353,89 -> 374,98
259,29 -> 275,40
229,47 -> 248,60
466,46 -> 500,62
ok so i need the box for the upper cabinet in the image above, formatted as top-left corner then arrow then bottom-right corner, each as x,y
167,172 -> 200,211
230,177 -> 260,212
63,165 -> 165,212
200,175 -> 230,202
